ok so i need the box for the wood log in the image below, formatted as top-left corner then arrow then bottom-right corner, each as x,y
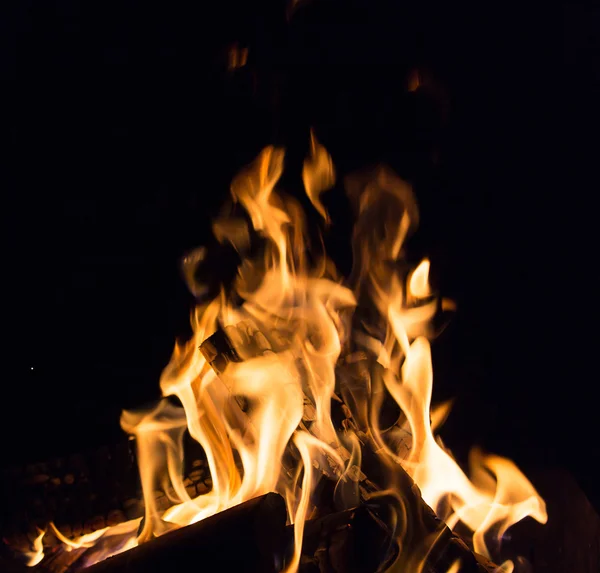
199,326 -> 498,573
291,499 -> 497,573
294,505 -> 399,573
75,493 -> 287,573
198,325 -> 243,376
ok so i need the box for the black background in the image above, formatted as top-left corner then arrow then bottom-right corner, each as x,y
2,2 -> 598,510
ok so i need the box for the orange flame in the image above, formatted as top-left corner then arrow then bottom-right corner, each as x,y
302,128 -> 336,222
228,43 -> 248,70
24,135 -> 547,571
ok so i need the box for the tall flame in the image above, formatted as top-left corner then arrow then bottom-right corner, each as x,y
27,136 -> 546,571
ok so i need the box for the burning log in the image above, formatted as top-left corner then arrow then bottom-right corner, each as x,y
199,325 -> 498,573
294,505 -> 399,573
351,475 -> 497,573
76,493 -> 287,573
293,499 -> 497,573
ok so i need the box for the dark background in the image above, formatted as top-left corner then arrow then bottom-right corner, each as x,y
2,1 -> 598,510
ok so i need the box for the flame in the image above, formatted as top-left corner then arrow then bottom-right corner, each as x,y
49,523 -> 111,551
408,69 -> 421,92
228,43 -> 248,70
23,528 -> 45,567
23,135 -> 547,570
302,128 -> 336,222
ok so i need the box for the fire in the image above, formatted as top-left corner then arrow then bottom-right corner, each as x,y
22,135 -> 546,571
23,528 -> 45,567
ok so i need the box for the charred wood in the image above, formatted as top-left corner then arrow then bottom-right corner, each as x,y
292,500 -> 496,573
77,493 -> 286,573
294,505 -> 398,573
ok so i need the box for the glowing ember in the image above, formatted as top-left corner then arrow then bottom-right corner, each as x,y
22,135 -> 546,571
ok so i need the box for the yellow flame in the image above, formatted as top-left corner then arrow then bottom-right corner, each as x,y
409,258 -> 431,299
49,522 -> 110,551
24,528 -> 45,567
495,561 -> 515,573
27,136 -> 546,571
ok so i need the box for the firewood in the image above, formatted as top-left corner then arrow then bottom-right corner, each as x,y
294,505 -> 399,573
199,323 -> 323,426
76,493 -> 287,573
199,325 -> 499,573
294,499 -> 496,573
352,437 -> 498,573
198,326 -> 242,375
